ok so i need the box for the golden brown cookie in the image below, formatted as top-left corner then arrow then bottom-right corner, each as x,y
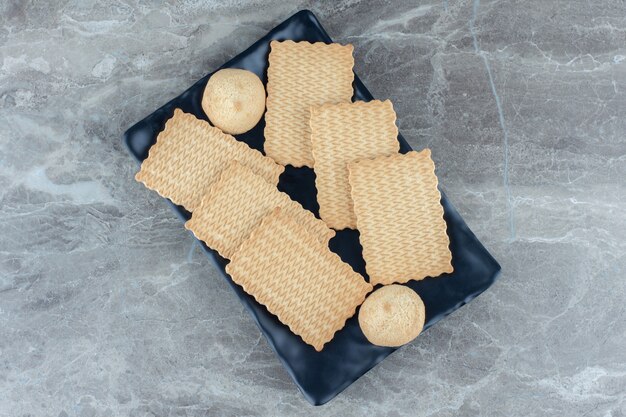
348,150 -> 453,285
202,68 -> 266,135
264,40 -> 355,167
226,208 -> 372,351
358,284 -> 425,347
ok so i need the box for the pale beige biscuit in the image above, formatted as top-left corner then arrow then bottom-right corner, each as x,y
264,40 -> 355,167
202,68 -> 266,135
185,161 -> 334,259
310,100 -> 399,230
135,109 -> 283,212
358,284 -> 426,347
226,208 -> 372,351
348,150 -> 453,285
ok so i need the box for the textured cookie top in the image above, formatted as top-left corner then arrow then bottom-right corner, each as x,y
310,100 -> 399,230
185,161 -> 334,259
358,284 -> 425,347
264,40 -> 355,167
135,109 -> 283,212
348,150 -> 453,285
202,68 -> 266,135
226,208 -> 372,351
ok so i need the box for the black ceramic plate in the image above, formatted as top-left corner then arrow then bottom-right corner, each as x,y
123,10 -> 501,406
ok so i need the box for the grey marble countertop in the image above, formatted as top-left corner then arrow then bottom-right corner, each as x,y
1,1 -> 625,416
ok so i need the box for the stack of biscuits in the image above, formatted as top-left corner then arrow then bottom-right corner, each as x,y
135,40 -> 453,351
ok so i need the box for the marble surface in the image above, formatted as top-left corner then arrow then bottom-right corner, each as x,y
1,1 -> 625,416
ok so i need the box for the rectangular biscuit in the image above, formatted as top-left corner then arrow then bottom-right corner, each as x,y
135,109 -> 284,212
264,40 -> 355,168
310,100 -> 400,230
348,150 -> 453,285
185,161 -> 334,259
226,208 -> 372,351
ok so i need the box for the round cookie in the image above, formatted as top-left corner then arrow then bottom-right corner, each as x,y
202,68 -> 266,135
358,284 -> 425,347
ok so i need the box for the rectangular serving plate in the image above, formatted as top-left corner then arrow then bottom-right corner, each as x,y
123,10 -> 501,406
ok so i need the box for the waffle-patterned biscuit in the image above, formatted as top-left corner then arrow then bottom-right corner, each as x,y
135,109 -> 283,212
185,161 -> 334,259
264,40 -> 355,167
348,150 -> 453,285
310,100 -> 399,230
226,208 -> 372,351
